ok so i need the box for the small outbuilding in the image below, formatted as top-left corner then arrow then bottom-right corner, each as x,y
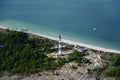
75,45 -> 87,53
79,47 -> 87,53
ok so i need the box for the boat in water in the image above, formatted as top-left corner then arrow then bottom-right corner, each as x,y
93,28 -> 97,31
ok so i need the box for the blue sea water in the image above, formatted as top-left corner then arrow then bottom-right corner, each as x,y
0,0 -> 120,50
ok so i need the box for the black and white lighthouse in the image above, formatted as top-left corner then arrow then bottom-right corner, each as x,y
58,35 -> 62,56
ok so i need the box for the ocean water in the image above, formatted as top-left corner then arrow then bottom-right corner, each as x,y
0,0 -> 120,50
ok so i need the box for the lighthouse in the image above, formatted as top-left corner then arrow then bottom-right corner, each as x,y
58,35 -> 62,56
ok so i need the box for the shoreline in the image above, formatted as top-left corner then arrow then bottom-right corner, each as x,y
0,25 -> 120,54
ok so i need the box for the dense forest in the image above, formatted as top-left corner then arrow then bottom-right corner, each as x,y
104,54 -> 120,80
0,29 -> 61,75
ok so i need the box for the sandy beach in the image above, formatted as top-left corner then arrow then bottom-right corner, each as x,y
0,25 -> 120,54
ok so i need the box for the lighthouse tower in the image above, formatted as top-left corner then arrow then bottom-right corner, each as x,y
58,35 -> 62,56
